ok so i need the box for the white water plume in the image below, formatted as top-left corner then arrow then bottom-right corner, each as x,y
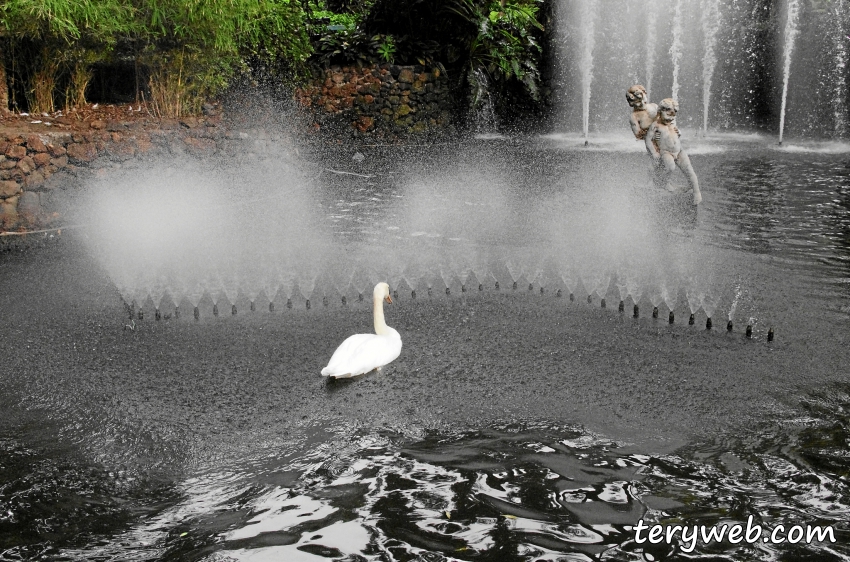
779,0 -> 802,144
670,0 -> 685,101
700,0 -> 721,133
578,0 -> 598,142
644,6 -> 658,98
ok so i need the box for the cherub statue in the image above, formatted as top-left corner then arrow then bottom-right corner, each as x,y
626,85 -> 658,141
645,98 -> 702,205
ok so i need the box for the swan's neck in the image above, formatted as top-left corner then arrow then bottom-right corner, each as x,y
373,296 -> 390,335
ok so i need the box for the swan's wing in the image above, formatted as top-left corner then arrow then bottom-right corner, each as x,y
322,333 -> 373,376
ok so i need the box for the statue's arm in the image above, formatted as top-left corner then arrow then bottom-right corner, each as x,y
645,124 -> 660,157
629,114 -> 641,138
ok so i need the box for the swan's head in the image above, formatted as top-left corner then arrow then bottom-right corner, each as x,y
374,282 -> 392,304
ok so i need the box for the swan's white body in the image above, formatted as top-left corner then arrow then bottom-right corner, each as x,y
321,282 -> 402,378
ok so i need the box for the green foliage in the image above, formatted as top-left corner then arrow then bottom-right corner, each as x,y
447,0 -> 544,106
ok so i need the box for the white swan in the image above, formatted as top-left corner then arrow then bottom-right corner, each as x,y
321,282 -> 402,378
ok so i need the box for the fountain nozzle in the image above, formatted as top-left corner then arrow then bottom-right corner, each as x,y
767,327 -> 774,342
323,296 -> 329,306
569,293 -> 574,302
689,313 -> 695,325
138,308 -> 144,320
194,306 -> 200,320
479,284 -> 483,291
706,317 -> 712,330
746,324 -> 752,338
446,287 -> 450,295
287,298 -> 293,309
175,306 -> 180,319
358,293 -> 363,302
155,308 -> 161,321
428,287 -> 433,296
269,302 -> 275,312
584,140 -> 589,147
306,299 -> 311,310
652,306 -> 658,319
513,281 -> 518,290
250,301 -> 255,311
669,311 -> 675,324
393,290 -> 398,300
411,290 -> 416,299
556,289 -> 562,297
462,285 -> 467,293
232,304 -> 237,315
528,283 -> 533,291
727,320 -> 733,332
495,282 -> 500,290
633,304 -> 639,318
600,298 -> 606,308
587,294 -> 592,304
341,296 -> 347,305
213,304 -> 219,316
618,300 -> 624,313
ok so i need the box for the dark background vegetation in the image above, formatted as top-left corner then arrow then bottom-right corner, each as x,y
0,0 -> 549,125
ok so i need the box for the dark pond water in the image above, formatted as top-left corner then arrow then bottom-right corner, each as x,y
1,134 -> 849,561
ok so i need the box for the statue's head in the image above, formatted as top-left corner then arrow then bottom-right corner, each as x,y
658,98 -> 678,123
626,85 -> 648,108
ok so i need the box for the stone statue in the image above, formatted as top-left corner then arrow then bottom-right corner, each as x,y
645,98 -> 702,206
626,85 -> 658,140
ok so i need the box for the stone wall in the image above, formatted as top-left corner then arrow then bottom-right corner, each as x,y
0,113 -> 241,231
295,63 -> 455,137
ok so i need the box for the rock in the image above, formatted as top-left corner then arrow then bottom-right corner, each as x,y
16,156 -> 36,174
0,180 -> 20,198
398,68 -> 415,83
47,143 -> 67,157
0,158 -> 16,170
32,153 -> 51,168
66,142 -> 98,162
0,196 -> 19,227
106,120 -> 126,131
26,135 -> 47,152
24,170 -> 45,188
90,119 -> 106,129
5,144 -> 26,159
17,191 -> 40,222
50,156 -> 69,168
395,104 -> 413,117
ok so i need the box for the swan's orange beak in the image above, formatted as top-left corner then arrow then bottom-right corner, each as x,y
385,294 -> 393,304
